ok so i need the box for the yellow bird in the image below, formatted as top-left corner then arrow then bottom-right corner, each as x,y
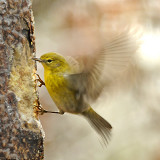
33,32 -> 138,145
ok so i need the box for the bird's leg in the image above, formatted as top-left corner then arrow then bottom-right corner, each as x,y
35,101 -> 64,115
35,73 -> 45,87
43,109 -> 64,115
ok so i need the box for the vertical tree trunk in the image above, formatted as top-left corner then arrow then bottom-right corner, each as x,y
0,0 -> 44,159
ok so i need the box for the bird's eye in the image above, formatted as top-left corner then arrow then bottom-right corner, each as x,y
47,59 -> 52,63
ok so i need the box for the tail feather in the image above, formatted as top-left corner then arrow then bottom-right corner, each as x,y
82,107 -> 112,145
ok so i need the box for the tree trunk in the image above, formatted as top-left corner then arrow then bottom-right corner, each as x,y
0,0 -> 44,159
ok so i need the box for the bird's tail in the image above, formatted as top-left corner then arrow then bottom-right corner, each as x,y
82,107 -> 112,145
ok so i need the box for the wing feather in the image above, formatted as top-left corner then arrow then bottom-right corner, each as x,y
65,31 -> 139,102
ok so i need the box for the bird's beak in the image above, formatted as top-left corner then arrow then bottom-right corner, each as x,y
32,57 -> 43,62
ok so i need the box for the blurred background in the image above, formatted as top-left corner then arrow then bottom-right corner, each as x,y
32,0 -> 160,160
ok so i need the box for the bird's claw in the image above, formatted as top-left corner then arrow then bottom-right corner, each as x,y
34,73 -> 45,87
34,100 -> 64,115
34,103 -> 46,115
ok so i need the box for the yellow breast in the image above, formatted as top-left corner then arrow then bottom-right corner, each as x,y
44,70 -> 78,113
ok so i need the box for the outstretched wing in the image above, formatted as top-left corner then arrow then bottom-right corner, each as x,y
65,31 -> 139,102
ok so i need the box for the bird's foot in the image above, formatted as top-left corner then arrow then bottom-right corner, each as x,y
34,101 -> 64,115
34,73 -> 45,87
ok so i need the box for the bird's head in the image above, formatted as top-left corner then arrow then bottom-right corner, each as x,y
33,52 -> 70,72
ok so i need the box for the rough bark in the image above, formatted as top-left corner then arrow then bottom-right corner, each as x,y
0,0 -> 44,159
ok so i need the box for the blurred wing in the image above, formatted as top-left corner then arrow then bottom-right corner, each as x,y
102,32 -> 138,81
65,32 -> 138,102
